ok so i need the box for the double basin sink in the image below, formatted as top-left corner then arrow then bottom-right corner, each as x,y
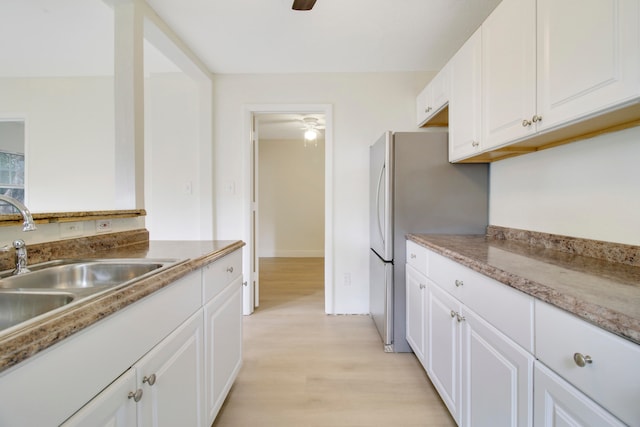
0,258 -> 179,333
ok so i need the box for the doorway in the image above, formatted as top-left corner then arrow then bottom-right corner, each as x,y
243,104 -> 333,315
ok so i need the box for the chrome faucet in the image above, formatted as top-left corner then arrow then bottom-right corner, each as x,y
0,195 -> 37,274
0,195 -> 37,232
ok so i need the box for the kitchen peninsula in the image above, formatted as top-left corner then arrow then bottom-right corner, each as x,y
0,224 -> 244,426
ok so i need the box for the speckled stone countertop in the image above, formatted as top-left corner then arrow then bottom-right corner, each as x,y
407,228 -> 640,345
0,236 -> 244,373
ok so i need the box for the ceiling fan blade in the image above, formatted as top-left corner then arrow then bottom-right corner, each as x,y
292,0 -> 317,11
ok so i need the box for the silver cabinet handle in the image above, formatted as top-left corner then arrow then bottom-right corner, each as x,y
455,280 -> 464,287
226,266 -> 234,273
573,353 -> 593,367
532,114 -> 542,123
456,313 -> 466,323
128,389 -> 143,402
450,310 -> 456,318
143,374 -> 157,386
419,283 -> 426,289
410,253 -> 416,259
471,141 -> 479,148
522,119 -> 532,127
425,106 -> 433,113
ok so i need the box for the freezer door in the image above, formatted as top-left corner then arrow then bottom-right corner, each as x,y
369,132 -> 393,261
370,250 -> 393,348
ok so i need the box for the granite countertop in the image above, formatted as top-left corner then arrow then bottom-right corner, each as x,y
0,239 -> 245,374
407,232 -> 640,345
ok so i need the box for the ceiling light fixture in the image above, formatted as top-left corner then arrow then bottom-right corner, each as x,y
302,117 -> 320,147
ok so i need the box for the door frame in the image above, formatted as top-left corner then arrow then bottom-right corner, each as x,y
242,104 -> 333,315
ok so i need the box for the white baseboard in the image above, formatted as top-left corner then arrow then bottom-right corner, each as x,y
259,249 -> 324,258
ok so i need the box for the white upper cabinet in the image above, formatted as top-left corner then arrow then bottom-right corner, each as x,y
481,0 -> 537,150
449,28 -> 483,161
536,0 -> 640,131
447,0 -> 640,162
416,64 -> 451,127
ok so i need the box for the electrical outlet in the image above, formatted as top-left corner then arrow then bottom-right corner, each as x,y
60,222 -> 84,238
96,220 -> 112,233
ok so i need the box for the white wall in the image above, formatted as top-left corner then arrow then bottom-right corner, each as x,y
0,77 -> 115,212
258,138 -> 324,257
490,125 -> 640,246
212,72 -> 433,313
144,72 -> 202,240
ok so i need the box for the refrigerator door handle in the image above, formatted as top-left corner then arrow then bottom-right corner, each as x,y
375,163 -> 386,247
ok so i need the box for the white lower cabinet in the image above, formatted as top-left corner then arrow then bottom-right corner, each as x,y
62,370 -> 138,427
405,264 -> 427,366
0,249 -> 242,427
408,241 -> 534,426
204,275 -> 243,424
533,362 -> 626,427
461,307 -> 533,427
407,240 -> 638,427
135,310 -> 204,427
426,280 -> 462,424
64,311 -> 204,427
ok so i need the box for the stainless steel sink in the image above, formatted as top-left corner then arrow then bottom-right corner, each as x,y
0,291 -> 75,331
0,258 -> 180,333
0,260 -> 168,291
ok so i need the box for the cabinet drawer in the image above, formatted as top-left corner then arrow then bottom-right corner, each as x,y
430,250 -> 533,352
203,250 -> 242,303
406,240 -> 428,276
535,301 -> 640,427
429,250 -> 463,299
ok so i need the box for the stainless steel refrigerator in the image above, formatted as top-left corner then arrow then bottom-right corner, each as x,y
369,130 -> 489,352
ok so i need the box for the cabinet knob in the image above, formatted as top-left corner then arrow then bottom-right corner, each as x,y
128,389 -> 143,402
410,253 -> 416,259
573,353 -> 593,367
532,114 -> 542,123
456,313 -> 466,323
471,141 -> 479,148
455,279 -> 464,287
226,266 -> 234,273
522,119 -> 532,127
425,106 -> 433,113
143,374 -> 157,386
419,283 -> 426,289
450,310 -> 456,318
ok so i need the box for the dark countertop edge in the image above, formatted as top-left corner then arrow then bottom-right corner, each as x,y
0,240 -> 245,374
407,234 -> 640,346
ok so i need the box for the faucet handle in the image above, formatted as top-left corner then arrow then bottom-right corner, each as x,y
13,239 -> 26,249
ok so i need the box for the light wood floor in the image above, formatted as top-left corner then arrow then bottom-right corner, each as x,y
212,257 -> 456,427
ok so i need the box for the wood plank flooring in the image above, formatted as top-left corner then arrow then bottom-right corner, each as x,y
212,257 -> 455,427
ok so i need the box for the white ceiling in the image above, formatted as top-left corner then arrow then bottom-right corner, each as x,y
257,113 -> 326,140
2,0 -> 502,137
145,0 -> 502,74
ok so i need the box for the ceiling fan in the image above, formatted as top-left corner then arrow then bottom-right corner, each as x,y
292,0 -> 317,11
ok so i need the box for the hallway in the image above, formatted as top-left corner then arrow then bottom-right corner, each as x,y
212,257 -> 455,426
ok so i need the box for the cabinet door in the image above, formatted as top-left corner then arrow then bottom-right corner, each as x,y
61,369 -> 137,427
204,276 -> 243,425
136,310 -> 204,427
482,0 -> 536,148
426,283 -> 462,424
449,28 -> 482,161
533,362 -> 626,427
405,264 -> 427,366
461,307 -> 533,427
537,0 -> 640,131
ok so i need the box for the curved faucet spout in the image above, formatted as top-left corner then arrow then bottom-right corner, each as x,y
0,195 -> 37,232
